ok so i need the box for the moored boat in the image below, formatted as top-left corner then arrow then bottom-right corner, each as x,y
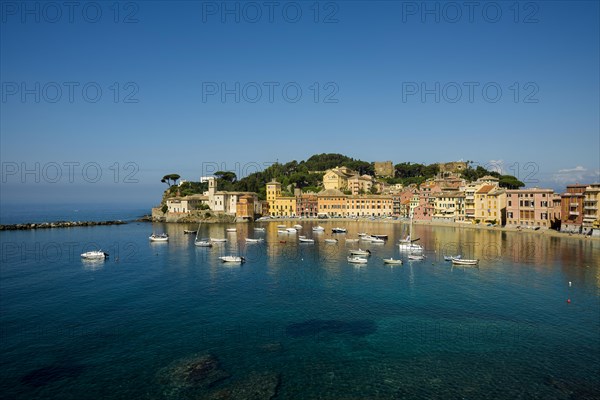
226,228 -> 237,232
299,237 -> 314,243
183,230 -> 197,234
408,253 -> 425,261
332,227 -> 347,233
324,238 -> 338,244
149,233 -> 169,242
347,256 -> 368,264
348,249 -> 371,256
452,258 -> 479,266
444,255 -> 461,261
312,226 -> 325,232
383,257 -> 403,265
194,239 -> 213,247
81,250 -> 109,259
210,237 -> 227,243
218,256 -> 246,263
285,228 -> 297,233
253,227 -> 266,231
245,238 -> 264,243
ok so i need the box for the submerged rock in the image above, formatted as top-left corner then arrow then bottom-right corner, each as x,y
202,372 -> 280,400
20,364 -> 85,387
157,353 -> 230,396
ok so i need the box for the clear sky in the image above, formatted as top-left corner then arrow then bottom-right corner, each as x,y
1,1 -> 599,207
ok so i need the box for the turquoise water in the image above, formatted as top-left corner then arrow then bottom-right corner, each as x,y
1,221 -> 599,399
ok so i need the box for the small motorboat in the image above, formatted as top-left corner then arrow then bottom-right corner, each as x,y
226,228 -> 237,232
183,230 -> 197,234
347,256 -> 368,264
245,238 -> 264,243
444,255 -> 461,261
299,237 -> 315,243
218,256 -> 246,263
81,250 -> 109,259
210,238 -> 227,243
372,234 -> 388,240
312,226 -> 325,232
149,233 -> 169,242
253,227 -> 266,231
277,224 -> 287,228
383,257 -> 403,265
332,227 -> 347,233
408,253 -> 425,261
452,258 -> 479,266
324,239 -> 338,244
194,239 -> 213,247
286,228 -> 297,233
369,238 -> 385,244
357,232 -> 368,237
348,249 -> 371,256
293,224 -> 303,229
345,239 -> 359,243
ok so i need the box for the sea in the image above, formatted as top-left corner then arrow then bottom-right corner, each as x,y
1,207 -> 599,399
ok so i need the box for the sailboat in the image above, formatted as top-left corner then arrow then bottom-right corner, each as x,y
194,222 -> 213,247
398,215 -> 423,252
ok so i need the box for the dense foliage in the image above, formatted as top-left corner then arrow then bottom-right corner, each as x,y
161,154 -> 524,200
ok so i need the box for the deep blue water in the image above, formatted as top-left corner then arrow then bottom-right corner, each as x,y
1,219 -> 599,399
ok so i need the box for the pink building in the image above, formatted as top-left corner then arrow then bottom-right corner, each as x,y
413,182 -> 441,220
506,188 -> 560,229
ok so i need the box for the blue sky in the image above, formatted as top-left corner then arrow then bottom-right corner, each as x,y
1,0 -> 599,207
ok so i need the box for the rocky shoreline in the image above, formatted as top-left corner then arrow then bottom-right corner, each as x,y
0,220 -> 127,231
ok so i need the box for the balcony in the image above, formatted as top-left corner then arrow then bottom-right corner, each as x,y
569,211 -> 579,216
584,205 -> 598,210
570,203 -> 579,207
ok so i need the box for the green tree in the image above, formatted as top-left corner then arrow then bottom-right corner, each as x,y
161,174 -> 181,186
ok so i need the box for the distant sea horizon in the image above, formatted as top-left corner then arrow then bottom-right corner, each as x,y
0,202 -> 153,225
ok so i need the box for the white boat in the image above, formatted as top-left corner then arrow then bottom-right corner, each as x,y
369,238 -> 385,244
383,257 -> 403,265
398,216 -> 423,252
452,258 -> 479,266
324,239 -> 338,244
218,256 -> 246,263
299,237 -> 315,243
210,237 -> 227,243
348,249 -> 371,256
357,232 -> 368,237
408,253 -> 425,261
285,228 -> 297,233
245,238 -> 264,243
345,239 -> 359,243
347,256 -> 368,264
444,255 -> 461,261
312,226 -> 325,232
277,230 -> 287,234
81,250 -> 108,259
194,239 -> 213,247
253,227 -> 265,231
183,230 -> 197,234
226,228 -> 237,232
277,224 -> 286,228
332,227 -> 347,233
149,233 -> 169,242
372,234 -> 388,240
293,224 -> 303,229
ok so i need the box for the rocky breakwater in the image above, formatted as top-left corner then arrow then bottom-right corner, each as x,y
0,220 -> 127,231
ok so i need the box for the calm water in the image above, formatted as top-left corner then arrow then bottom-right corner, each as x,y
1,220 -> 599,399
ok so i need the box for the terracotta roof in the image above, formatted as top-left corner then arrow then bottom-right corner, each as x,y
317,188 -> 347,196
476,185 -> 495,194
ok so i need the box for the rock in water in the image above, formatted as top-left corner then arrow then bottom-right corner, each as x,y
157,354 -> 230,398
20,364 -> 85,387
203,372 -> 281,400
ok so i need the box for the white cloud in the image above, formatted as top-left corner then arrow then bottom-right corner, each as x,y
552,166 -> 593,185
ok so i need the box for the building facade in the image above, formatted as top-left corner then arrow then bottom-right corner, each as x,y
505,188 -> 560,229
560,184 -> 587,232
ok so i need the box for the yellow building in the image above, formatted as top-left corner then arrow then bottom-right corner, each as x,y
433,191 -> 466,222
322,167 -> 355,191
317,188 -> 348,217
346,195 -> 393,217
474,185 -> 506,224
266,180 -> 281,202
269,196 -> 297,217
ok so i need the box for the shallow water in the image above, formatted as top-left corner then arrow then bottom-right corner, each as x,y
1,221 -> 598,399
